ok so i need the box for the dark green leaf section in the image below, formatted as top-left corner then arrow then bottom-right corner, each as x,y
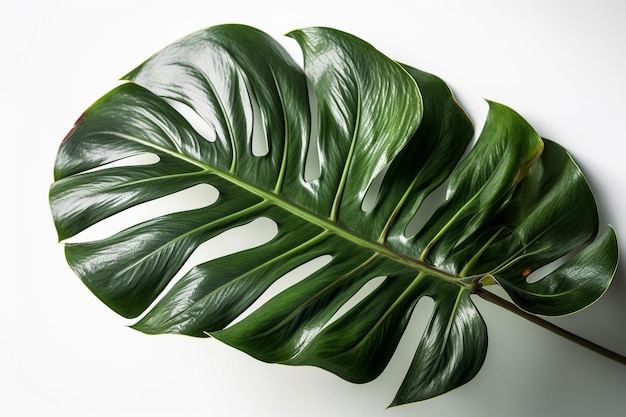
283,270 -> 427,383
49,24 -> 618,406
51,84 -> 218,241
480,139 -> 601,273
132,207 -> 329,336
211,237 -> 382,364
392,285 -> 487,404
124,24 -> 310,194
497,227 -> 618,316
452,139 -> 617,316
286,28 -> 423,220
65,177 -> 264,318
340,65 -> 474,243
413,101 -> 544,267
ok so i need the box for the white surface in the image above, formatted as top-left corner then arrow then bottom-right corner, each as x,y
2,0 -> 626,416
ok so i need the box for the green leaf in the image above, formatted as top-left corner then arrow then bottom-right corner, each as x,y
49,24 -> 618,406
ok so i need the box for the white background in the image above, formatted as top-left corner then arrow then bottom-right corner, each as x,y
2,0 -> 626,416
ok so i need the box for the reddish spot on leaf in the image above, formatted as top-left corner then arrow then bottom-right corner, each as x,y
522,267 -> 532,278
62,110 -> 87,143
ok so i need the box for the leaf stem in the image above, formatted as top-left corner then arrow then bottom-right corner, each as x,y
475,287 -> 626,366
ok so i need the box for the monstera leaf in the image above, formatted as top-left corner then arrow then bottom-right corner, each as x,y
49,24 -> 618,405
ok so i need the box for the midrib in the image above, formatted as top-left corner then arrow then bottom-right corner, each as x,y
113,131 -> 468,288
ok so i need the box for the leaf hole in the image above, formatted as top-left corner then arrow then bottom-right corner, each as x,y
250,93 -> 269,157
163,98 -> 216,142
361,165 -> 390,212
189,217 -> 278,266
322,275 -> 387,330
375,296 -> 434,382
278,35 -> 304,68
524,251 -> 577,284
304,79 -> 321,181
135,217 -> 279,321
80,153 -> 160,174
63,183 -> 219,243
404,180 -> 449,238
227,254 -> 333,327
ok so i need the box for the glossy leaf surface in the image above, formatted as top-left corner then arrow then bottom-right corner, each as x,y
50,24 -> 618,405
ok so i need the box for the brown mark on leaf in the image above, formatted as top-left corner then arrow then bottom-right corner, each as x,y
62,110 -> 87,144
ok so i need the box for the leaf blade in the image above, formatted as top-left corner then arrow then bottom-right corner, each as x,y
49,24 -> 619,407
497,226 -> 618,316
391,286 -> 487,405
